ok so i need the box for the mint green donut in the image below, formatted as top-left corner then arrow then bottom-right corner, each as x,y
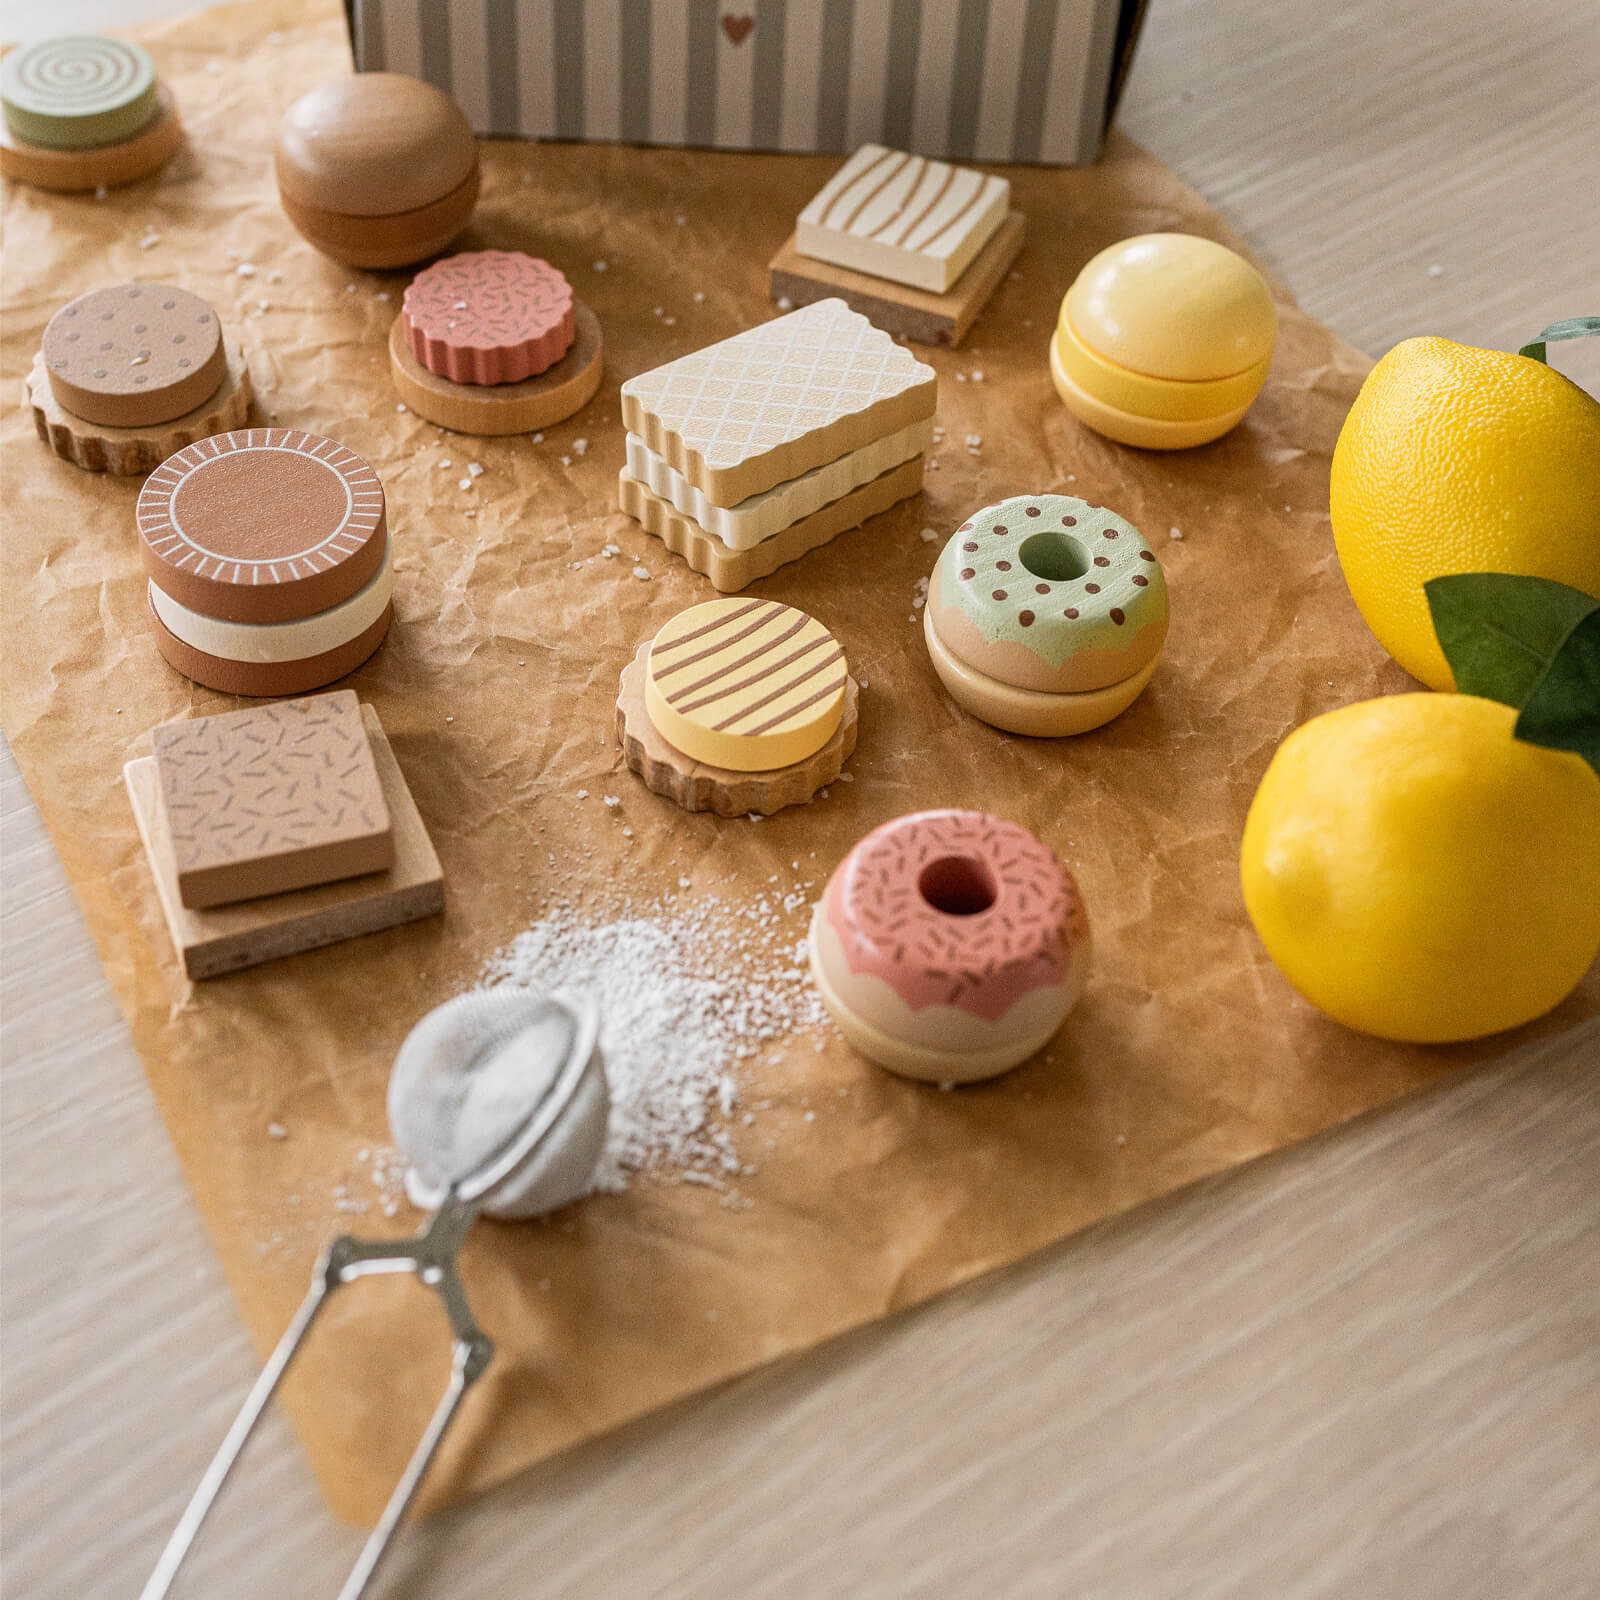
930,493 -> 1169,694
1,36 -> 158,151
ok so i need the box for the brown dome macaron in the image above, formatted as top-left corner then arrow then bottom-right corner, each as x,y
274,74 -> 479,269
136,429 -> 394,695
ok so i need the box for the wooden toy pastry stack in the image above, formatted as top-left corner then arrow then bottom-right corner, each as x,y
616,598 -> 859,815
135,429 -> 394,694
387,250 -> 604,435
124,691 -> 443,979
619,297 -> 936,590
274,73 -> 479,268
27,283 -> 252,475
0,34 -> 181,192
769,146 -> 1027,347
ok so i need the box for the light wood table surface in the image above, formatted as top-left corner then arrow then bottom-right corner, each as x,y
3,1 -> 1597,1595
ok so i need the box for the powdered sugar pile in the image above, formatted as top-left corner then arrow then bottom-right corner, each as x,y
479,896 -> 826,1192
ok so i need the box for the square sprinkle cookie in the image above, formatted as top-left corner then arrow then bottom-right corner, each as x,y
151,689 -> 394,909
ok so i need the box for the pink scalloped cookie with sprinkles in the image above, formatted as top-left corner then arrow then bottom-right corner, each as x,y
402,250 -> 576,385
809,809 -> 1091,1083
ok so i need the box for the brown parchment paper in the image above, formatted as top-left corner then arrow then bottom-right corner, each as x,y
4,0 -> 1595,1527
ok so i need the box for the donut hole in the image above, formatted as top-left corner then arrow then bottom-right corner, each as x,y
1019,531 -> 1090,583
918,856 -> 998,917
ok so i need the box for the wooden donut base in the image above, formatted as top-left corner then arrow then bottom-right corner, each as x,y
27,337 -> 252,476
925,607 -> 1162,736
388,301 -> 603,435
125,703 -> 444,980
278,167 -> 479,269
807,910 -> 1063,1083
149,599 -> 393,697
619,454 -> 925,593
0,84 -> 181,192
616,642 -> 858,817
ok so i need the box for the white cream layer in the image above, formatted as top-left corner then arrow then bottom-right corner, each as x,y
624,417 -> 932,550
149,541 -> 394,664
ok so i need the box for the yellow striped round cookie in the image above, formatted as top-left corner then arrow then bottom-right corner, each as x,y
645,599 -> 848,773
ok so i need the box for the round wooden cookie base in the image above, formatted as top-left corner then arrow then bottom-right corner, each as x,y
0,84 -> 181,192
388,300 -> 603,435
925,607 -> 1160,737
148,600 -> 393,696
27,337 -> 252,476
616,641 -> 858,817
278,167 -> 479,269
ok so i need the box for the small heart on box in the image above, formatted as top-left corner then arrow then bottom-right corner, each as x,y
721,13 -> 754,45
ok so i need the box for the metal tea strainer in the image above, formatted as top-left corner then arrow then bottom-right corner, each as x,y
142,989 -> 610,1600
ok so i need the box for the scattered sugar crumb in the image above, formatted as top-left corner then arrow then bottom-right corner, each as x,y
533,432 -> 544,443
633,565 -> 651,580
573,438 -> 588,457
439,458 -> 452,468
593,259 -> 609,272
267,1122 -> 288,1140
1169,526 -> 1185,541
94,185 -> 108,199
235,262 -> 256,277
971,370 -> 984,382
1427,263 -> 1444,278
954,371 -> 967,383
257,300 -> 270,312
395,402 -> 407,413
622,827 -> 634,838
577,788 -> 589,799
269,270 -> 283,283
663,315 -> 676,326
679,876 -> 691,889
459,477 -> 472,490
603,795 -> 620,807
653,306 -> 664,317
560,455 -> 572,466
920,527 -> 939,543
139,232 -> 160,250
776,296 -> 793,311
693,291 -> 705,303
467,461 -> 484,477
376,290 -> 390,301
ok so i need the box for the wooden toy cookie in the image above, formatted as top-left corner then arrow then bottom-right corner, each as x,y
619,298 -> 934,583
1051,234 -> 1276,450
622,297 -> 935,506
126,701 -> 443,979
924,494 -> 1168,737
796,146 -> 1010,294
616,599 -> 859,816
274,73 -> 479,269
26,337 -> 250,476
809,810 -> 1092,1083
402,251 -> 575,384
388,301 -> 602,436
771,145 -> 1025,346
151,690 -> 393,908
618,455 -> 925,594
41,283 -> 226,428
0,36 -> 181,192
136,428 -> 393,693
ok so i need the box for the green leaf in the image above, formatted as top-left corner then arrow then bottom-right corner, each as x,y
1517,315 -> 1600,363
1425,573 -> 1598,706
1517,610 -> 1600,774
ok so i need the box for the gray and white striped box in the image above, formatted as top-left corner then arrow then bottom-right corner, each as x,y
347,0 -> 1140,165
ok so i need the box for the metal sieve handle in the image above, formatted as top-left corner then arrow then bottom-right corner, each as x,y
141,1191 -> 493,1600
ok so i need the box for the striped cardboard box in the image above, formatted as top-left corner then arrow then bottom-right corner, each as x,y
347,0 -> 1145,165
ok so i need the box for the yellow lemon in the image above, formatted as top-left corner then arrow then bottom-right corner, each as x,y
1240,693 -> 1600,1042
1329,337 -> 1600,691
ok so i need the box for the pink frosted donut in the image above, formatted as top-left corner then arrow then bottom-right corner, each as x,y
809,809 -> 1091,1082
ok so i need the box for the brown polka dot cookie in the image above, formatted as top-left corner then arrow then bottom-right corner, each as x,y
42,283 -> 227,429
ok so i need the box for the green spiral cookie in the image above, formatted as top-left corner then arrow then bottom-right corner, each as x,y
1,36 -> 159,151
